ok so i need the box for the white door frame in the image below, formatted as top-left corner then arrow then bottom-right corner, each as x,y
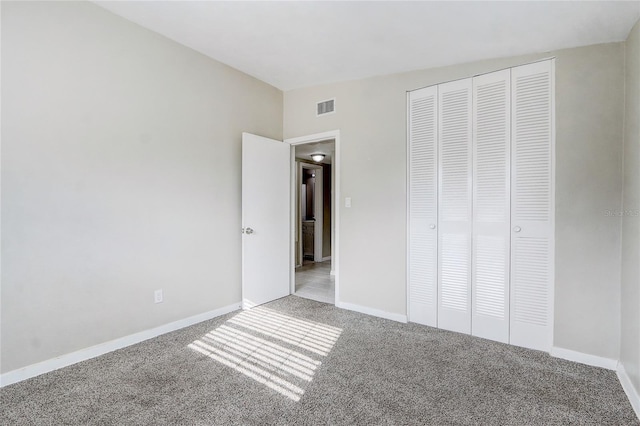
285,130 -> 340,305
298,162 -> 323,264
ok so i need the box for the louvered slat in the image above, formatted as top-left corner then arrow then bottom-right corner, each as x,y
513,237 -> 549,325
474,236 -> 507,318
510,60 -> 554,352
438,78 -> 472,334
440,234 -> 469,311
408,86 -> 438,326
471,69 -> 511,343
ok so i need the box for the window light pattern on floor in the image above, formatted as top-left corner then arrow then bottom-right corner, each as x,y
188,306 -> 342,401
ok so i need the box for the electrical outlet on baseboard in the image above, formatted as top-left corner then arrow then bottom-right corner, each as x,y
154,289 -> 163,304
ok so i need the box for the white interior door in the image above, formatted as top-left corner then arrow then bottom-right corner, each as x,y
438,78 -> 473,334
242,132 -> 291,309
472,69 -> 511,343
408,86 -> 439,326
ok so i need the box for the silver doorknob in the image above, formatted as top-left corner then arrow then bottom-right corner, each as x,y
513,226 -> 521,233
244,227 -> 254,235
429,224 -> 436,229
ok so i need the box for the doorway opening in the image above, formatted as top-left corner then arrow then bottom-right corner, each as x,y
286,131 -> 340,305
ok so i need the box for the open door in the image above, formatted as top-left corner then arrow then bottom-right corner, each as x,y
242,133 -> 291,309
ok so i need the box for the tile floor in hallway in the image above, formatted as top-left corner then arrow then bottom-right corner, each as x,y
294,260 -> 334,304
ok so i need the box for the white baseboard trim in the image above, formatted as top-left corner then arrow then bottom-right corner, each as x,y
0,302 -> 241,388
322,256 -> 332,261
617,363 -> 640,420
336,301 -> 407,323
550,346 -> 618,370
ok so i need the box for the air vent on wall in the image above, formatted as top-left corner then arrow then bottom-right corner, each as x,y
316,98 -> 335,116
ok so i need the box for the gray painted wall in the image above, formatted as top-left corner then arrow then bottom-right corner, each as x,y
1,1 -> 283,373
621,18 -> 640,399
284,43 -> 625,360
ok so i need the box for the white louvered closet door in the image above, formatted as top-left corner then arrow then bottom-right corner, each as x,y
472,70 -> 511,343
510,60 -> 554,351
408,86 -> 438,326
437,78 -> 472,334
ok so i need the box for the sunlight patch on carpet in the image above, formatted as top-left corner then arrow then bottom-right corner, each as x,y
188,306 -> 342,401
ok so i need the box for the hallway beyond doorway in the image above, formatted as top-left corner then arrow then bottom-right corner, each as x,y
295,260 -> 334,304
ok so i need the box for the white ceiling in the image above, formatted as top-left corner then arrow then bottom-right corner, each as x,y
94,1 -> 640,91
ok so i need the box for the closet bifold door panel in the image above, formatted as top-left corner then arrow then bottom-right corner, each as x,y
408,86 -> 439,326
437,78 -> 472,334
471,69 -> 511,343
509,60 -> 554,352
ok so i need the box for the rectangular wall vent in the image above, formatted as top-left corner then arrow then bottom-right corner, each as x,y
316,98 -> 335,116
